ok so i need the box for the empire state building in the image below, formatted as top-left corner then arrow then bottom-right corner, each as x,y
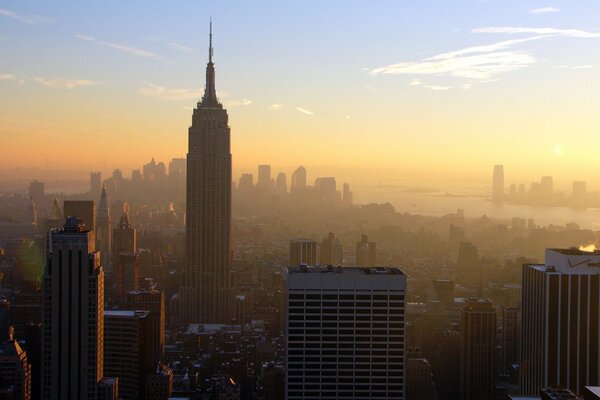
182,22 -> 233,324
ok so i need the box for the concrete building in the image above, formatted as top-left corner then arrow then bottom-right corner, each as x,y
285,265 -> 406,399
356,234 -> 376,267
459,298 -> 496,400
320,232 -> 343,266
289,239 -> 317,267
42,217 -> 108,399
521,248 -> 600,396
104,310 -> 152,400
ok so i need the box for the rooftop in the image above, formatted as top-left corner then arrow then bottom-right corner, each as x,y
287,265 -> 404,276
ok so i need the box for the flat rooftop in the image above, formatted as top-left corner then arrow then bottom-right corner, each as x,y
287,265 -> 404,276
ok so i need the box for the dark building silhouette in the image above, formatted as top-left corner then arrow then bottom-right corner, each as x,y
126,289 -> 165,366
145,363 -> 173,400
90,172 -> 102,199
289,239 -> 317,267
28,181 -> 44,206
112,212 -> 136,268
181,22 -> 233,324
406,348 -> 437,400
356,234 -> 376,267
320,232 -> 343,266
291,166 -> 306,192
96,186 -> 111,273
459,298 -> 496,400
502,306 -> 519,375
0,328 -> 31,400
42,217 -> 115,399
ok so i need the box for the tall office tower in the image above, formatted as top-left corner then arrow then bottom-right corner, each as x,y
459,298 -> 496,400
285,266 -> 406,399
90,172 -> 102,199
168,157 -> 187,201
0,328 -> 32,400
42,217 -> 108,399
258,165 -> 272,192
492,165 -> 504,202
457,241 -> 479,271
126,289 -> 165,366
342,182 -> 353,204
182,22 -> 233,325
356,234 -> 376,267
114,253 -> 139,302
572,181 -> 587,208
28,180 -> 44,205
406,349 -> 437,400
145,364 -> 173,400
112,212 -> 136,264
275,172 -> 287,195
521,248 -> 600,396
314,177 -> 337,195
237,173 -> 254,192
97,186 -> 111,273
502,306 -> 519,375
289,239 -> 317,267
320,232 -> 343,266
64,200 -> 96,235
291,166 -> 307,192
104,310 -> 153,400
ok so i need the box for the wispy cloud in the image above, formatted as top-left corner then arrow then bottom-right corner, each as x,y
409,79 -> 421,86
225,98 -> 253,107
0,7 -> 51,24
139,81 -> 202,100
530,7 -> 560,14
295,107 -> 314,115
167,42 -> 193,53
371,37 -> 539,81
0,74 -> 18,81
269,103 -> 283,111
473,26 -> 600,38
556,64 -> 594,70
34,77 -> 105,89
76,34 -> 160,59
423,85 -> 451,91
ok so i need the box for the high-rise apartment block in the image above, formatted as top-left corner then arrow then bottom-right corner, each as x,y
285,265 -> 406,399
320,232 -> 343,266
42,217 -> 110,399
289,239 -> 317,267
356,234 -> 376,267
521,248 -> 600,396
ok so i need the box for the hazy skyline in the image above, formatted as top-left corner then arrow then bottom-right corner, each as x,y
2,1 -> 600,184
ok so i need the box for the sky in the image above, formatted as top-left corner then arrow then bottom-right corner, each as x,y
2,1 -> 600,189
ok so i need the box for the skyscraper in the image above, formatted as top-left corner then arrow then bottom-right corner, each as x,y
112,212 -> 136,268
521,248 -> 600,396
459,298 -> 496,400
90,172 -> 102,199
291,166 -> 307,192
257,164 -> 272,193
64,200 -> 96,234
492,165 -> 504,202
0,328 -> 32,400
289,239 -> 317,267
320,232 -> 343,266
97,186 -> 111,273
104,310 -> 152,400
285,265 -> 406,399
126,289 -> 165,366
275,172 -> 287,195
356,234 -> 376,267
182,21 -> 233,324
42,217 -> 110,399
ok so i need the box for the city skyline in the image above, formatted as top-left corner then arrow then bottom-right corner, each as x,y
3,2 -> 600,183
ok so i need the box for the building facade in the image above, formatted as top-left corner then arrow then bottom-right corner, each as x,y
285,265 -> 406,399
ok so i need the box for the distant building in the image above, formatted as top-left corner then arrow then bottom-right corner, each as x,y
237,174 -> 254,192
460,298 -> 496,400
112,212 -> 136,268
291,166 -> 307,192
97,186 -> 111,273
502,306 -> 520,374
289,239 -> 317,267
320,232 -> 343,266
63,200 -> 96,234
145,363 -> 173,400
356,234 -> 376,267
114,252 -> 139,302
42,217 -> 108,399
406,348 -> 437,400
285,265 -> 406,399
0,328 -> 32,400
521,248 -> 600,396
90,172 -> 102,199
457,241 -> 479,272
342,182 -> 353,204
28,181 -> 44,205
126,289 -> 165,366
258,165 -> 273,193
104,310 -> 153,400
572,181 -> 587,208
492,165 -> 504,202
275,172 -> 287,195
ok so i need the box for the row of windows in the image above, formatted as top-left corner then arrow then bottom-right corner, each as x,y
289,328 -> 404,335
290,308 -> 404,315
289,342 -> 403,349
290,300 -> 404,307
288,357 -> 405,363
289,294 -> 404,300
288,394 -> 403,400
289,322 -> 404,328
288,384 -> 404,390
288,377 -> 403,383
288,369 -> 404,376
288,349 -> 404,356
289,315 -> 405,321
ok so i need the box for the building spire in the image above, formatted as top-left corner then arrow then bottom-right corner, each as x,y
209,17 -> 213,63
201,18 -> 219,105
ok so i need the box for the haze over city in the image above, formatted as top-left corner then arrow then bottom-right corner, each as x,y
4,2 -> 600,400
